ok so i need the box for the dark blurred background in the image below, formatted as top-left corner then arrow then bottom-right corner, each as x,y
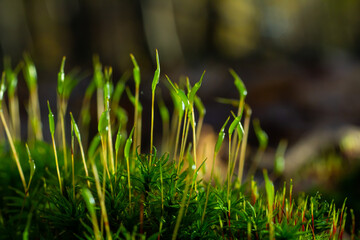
1,0 -> 360,201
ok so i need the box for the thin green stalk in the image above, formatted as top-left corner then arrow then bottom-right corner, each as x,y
124,127 -> 134,208
4,58 -> 21,140
70,137 -> 75,200
23,54 -> 42,141
201,151 -> 217,223
130,54 -> 140,159
173,112 -> 182,162
48,101 -> 62,194
51,134 -> 62,194
230,97 -> 244,163
237,106 -> 251,185
125,154 -> 132,206
230,135 -> 241,181
202,117 -> 229,223
196,114 -> 204,144
70,112 -> 90,187
229,68 -> 247,165
247,118 -> 268,180
59,99 -> 68,174
91,159 -> 112,240
150,49 -> 160,164
172,174 -> 191,240
70,114 -> 75,199
263,170 -> 275,240
9,95 -> 20,140
100,135 -> 111,197
194,96 -> 205,144
98,110 -> 110,182
0,110 -> 26,192
97,88 -> 104,123
227,134 -> 232,204
136,113 -> 142,154
132,86 -> 139,158
190,108 -> 198,192
150,92 -> 155,161
157,92 -> 170,153
30,87 -> 43,141
177,110 -> 190,174
25,144 -> 35,195
78,140 -> 90,187
114,125 -> 122,179
169,109 -> 179,154
82,188 -> 101,240
106,103 -> 115,174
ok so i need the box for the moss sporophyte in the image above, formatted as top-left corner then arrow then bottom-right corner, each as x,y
0,52 -> 355,239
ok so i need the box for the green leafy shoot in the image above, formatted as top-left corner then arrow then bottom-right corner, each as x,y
130,54 -> 140,86
82,188 -> 101,240
48,100 -> 62,193
70,112 -> 81,142
93,55 -> 103,88
274,139 -> 288,176
215,117 -> 230,154
263,169 -> 275,210
150,49 -> 160,159
47,101 -> 55,136
115,125 -> 122,156
98,110 -> 109,136
124,127 -> 134,205
23,53 -> 37,90
70,112 -> 89,183
124,127 -> 134,160
253,119 -> 268,150
114,124 -> 122,173
151,49 -> 160,93
188,70 -> 205,104
57,56 -> 66,95
228,112 -> 243,137
230,111 -> 244,142
229,68 -> 247,98
0,52 -> 355,240
166,75 -> 190,111
263,169 -> 275,239
104,67 -> 113,104
4,58 -> 21,97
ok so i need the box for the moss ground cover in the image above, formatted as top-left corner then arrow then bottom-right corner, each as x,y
0,53 -> 357,239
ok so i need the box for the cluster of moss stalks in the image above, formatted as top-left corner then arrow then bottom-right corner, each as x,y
0,52 -> 357,239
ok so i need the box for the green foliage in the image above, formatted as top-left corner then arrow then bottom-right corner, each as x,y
0,53 -> 355,240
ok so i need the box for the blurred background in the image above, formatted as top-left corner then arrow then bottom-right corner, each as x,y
1,0 -> 360,219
